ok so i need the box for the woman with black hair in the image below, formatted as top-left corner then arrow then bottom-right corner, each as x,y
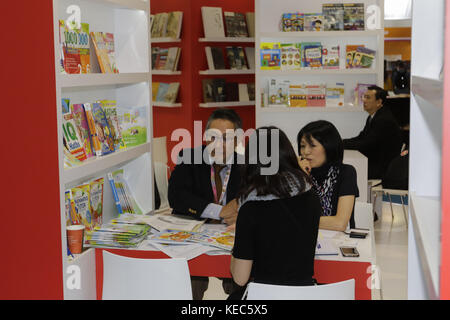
297,120 -> 359,232
229,126 -> 322,299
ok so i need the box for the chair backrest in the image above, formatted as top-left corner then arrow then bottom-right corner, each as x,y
245,279 -> 355,300
102,251 -> 192,300
354,202 -> 374,231
152,136 -> 170,210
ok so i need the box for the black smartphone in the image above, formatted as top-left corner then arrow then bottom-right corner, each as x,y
340,246 -> 360,257
349,231 -> 368,239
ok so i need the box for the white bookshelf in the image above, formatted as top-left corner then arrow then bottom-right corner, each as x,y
408,0 -> 445,300
53,0 -> 153,300
255,0 -> 384,144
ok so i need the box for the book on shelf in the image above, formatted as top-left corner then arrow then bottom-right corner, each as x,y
306,83 -> 326,107
245,12 -> 255,37
150,14 -> 155,33
202,79 -> 214,103
304,14 -> 324,31
323,3 -> 345,31
71,183 -> 94,231
326,83 -> 345,107
204,47 -> 215,70
212,78 -> 227,102
244,47 -> 255,70
281,13 -> 304,32
90,31 -> 119,73
108,169 -> 142,215
225,82 -> 239,102
166,11 -> 183,39
63,143 -> 83,168
118,105 -> 148,148
354,83 -> 375,107
201,7 -> 225,38
165,47 -> 181,71
211,47 -> 226,70
151,47 -> 159,69
155,82 -> 169,101
92,103 -> 115,156
344,3 -> 365,31
269,78 -> 290,105
224,12 -> 248,37
59,20 -> 82,74
288,84 -> 307,107
247,83 -> 255,101
152,82 -> 160,101
62,113 -> 87,161
322,45 -> 340,69
238,83 -> 249,102
151,12 -> 169,38
301,42 -> 322,69
72,104 -> 95,159
280,43 -> 301,71
345,44 -> 364,68
164,82 -> 180,103
154,47 -> 168,70
98,100 -> 126,150
352,46 -> 376,68
89,178 -> 104,229
226,47 -> 248,70
260,42 -> 281,70
62,98 -> 71,114
77,23 -> 91,74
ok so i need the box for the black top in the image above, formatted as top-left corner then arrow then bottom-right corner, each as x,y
232,189 -> 322,286
168,146 -> 242,219
343,106 -> 402,179
310,163 -> 359,229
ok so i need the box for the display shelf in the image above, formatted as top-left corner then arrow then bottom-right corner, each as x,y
151,37 -> 181,43
260,30 -> 384,39
257,69 -> 378,76
153,102 -> 182,107
90,0 -> 149,11
152,70 -> 182,75
199,69 -> 255,75
199,101 -> 255,108
57,73 -> 149,88
410,193 -> 441,299
411,76 -> 443,109
63,143 -> 151,185
261,105 -> 364,112
199,37 -> 255,43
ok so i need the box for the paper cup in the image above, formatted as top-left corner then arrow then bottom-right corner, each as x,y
67,225 -> 85,254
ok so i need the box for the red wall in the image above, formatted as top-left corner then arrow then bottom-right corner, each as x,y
152,0 -> 255,168
0,1 -> 63,299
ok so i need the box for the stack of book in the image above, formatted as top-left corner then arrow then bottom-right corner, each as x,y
202,79 -> 255,103
201,7 -> 254,38
107,169 -> 142,215
152,82 -> 180,104
280,3 -> 365,32
152,47 -> 181,71
205,46 -> 254,70
150,11 -> 183,39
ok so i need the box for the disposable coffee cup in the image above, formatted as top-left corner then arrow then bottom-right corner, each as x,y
67,225 -> 85,254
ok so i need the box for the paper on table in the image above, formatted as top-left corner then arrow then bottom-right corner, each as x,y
150,242 -> 216,260
315,238 -> 339,255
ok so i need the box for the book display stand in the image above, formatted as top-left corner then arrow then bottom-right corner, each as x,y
53,0 -> 153,299
255,0 -> 385,143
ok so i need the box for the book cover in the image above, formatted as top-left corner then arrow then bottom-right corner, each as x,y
202,79 -> 215,103
104,32 -> 118,73
345,44 -> 364,68
107,172 -> 123,214
244,47 -> 255,70
152,82 -> 160,101
90,178 -> 104,229
212,78 -> 227,102
90,32 -> 112,73
326,82 -> 345,107
62,98 -> 70,114
245,12 -> 255,37
62,113 -> 87,161
281,13 -> 304,32
83,103 -> 102,156
322,45 -> 340,69
344,3 -> 365,31
238,83 -> 249,102
98,100 -> 126,150
78,23 -> 90,73
211,47 -> 226,70
234,47 -> 248,69
118,106 -> 148,147
268,78 -> 290,105
205,46 -> 215,70
323,3 -> 344,31
149,230 -> 196,244
111,169 -> 142,214
304,14 -> 324,31
353,46 -> 376,68
153,12 -> 169,38
65,191 -> 72,226
71,184 -> 93,231
224,12 -> 248,37
156,82 -> 169,101
92,103 -> 115,156
164,82 -> 180,103
165,47 -> 180,71
72,104 -> 95,158
288,84 -> 307,107
191,230 -> 234,251
306,83 -> 326,107
301,42 -> 322,69
225,46 -> 237,69
151,13 -> 161,38
280,43 -> 301,70
166,11 -> 183,39
226,82 -> 239,102
260,42 -> 281,70
201,7 -> 225,38
59,20 -> 81,74
247,83 -> 255,101
155,48 -> 168,70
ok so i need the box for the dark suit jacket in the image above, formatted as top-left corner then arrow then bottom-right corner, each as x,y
343,106 -> 402,179
168,146 -> 243,219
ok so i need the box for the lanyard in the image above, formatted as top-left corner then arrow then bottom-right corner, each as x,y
210,165 -> 231,205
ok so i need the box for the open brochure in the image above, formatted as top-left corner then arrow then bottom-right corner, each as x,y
145,214 -> 206,232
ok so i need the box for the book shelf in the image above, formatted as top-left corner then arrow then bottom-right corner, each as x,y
408,0 -> 450,300
199,37 -> 255,43
53,0 -> 153,299
199,101 -> 256,108
255,0 -> 384,144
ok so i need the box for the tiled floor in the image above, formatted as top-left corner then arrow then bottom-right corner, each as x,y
203,201 -> 409,300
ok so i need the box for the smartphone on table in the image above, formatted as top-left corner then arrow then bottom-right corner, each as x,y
339,246 -> 360,257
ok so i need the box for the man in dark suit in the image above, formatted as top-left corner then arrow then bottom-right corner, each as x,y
168,108 -> 243,300
343,86 -> 402,180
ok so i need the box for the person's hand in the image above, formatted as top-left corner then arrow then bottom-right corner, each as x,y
298,156 -> 311,175
226,223 -> 236,233
220,199 -> 238,225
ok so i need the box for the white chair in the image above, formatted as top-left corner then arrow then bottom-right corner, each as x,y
153,136 -> 170,210
244,279 -> 355,300
372,185 -> 408,227
102,251 -> 192,300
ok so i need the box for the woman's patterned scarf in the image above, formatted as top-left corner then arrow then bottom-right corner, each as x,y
310,165 -> 340,216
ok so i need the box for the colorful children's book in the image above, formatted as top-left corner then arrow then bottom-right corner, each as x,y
281,13 -> 304,32
288,83 -> 307,107
98,100 -> 126,150
306,83 -> 326,107
326,82 -> 345,107
62,98 -> 71,114
89,178 -> 104,229
301,42 -> 322,69
345,45 -> 364,68
110,169 -> 142,214
107,172 -> 123,214
118,106 -> 148,148
260,42 -> 281,70
149,230 -> 196,244
280,43 -> 301,70
191,230 -> 235,251
323,3 -> 344,31
59,20 -> 81,74
83,103 -> 102,156
104,32 -> 119,73
268,78 -> 290,105
304,14 -> 324,31
344,3 -> 365,31
322,45 -> 340,69
72,104 -> 95,159
78,23 -> 91,73
62,113 -> 87,161
92,103 -> 115,156
71,184 -> 93,231
353,47 -> 376,68
90,32 -> 118,73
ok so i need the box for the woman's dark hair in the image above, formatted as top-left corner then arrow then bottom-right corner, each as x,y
297,120 -> 344,165
238,126 -> 308,201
